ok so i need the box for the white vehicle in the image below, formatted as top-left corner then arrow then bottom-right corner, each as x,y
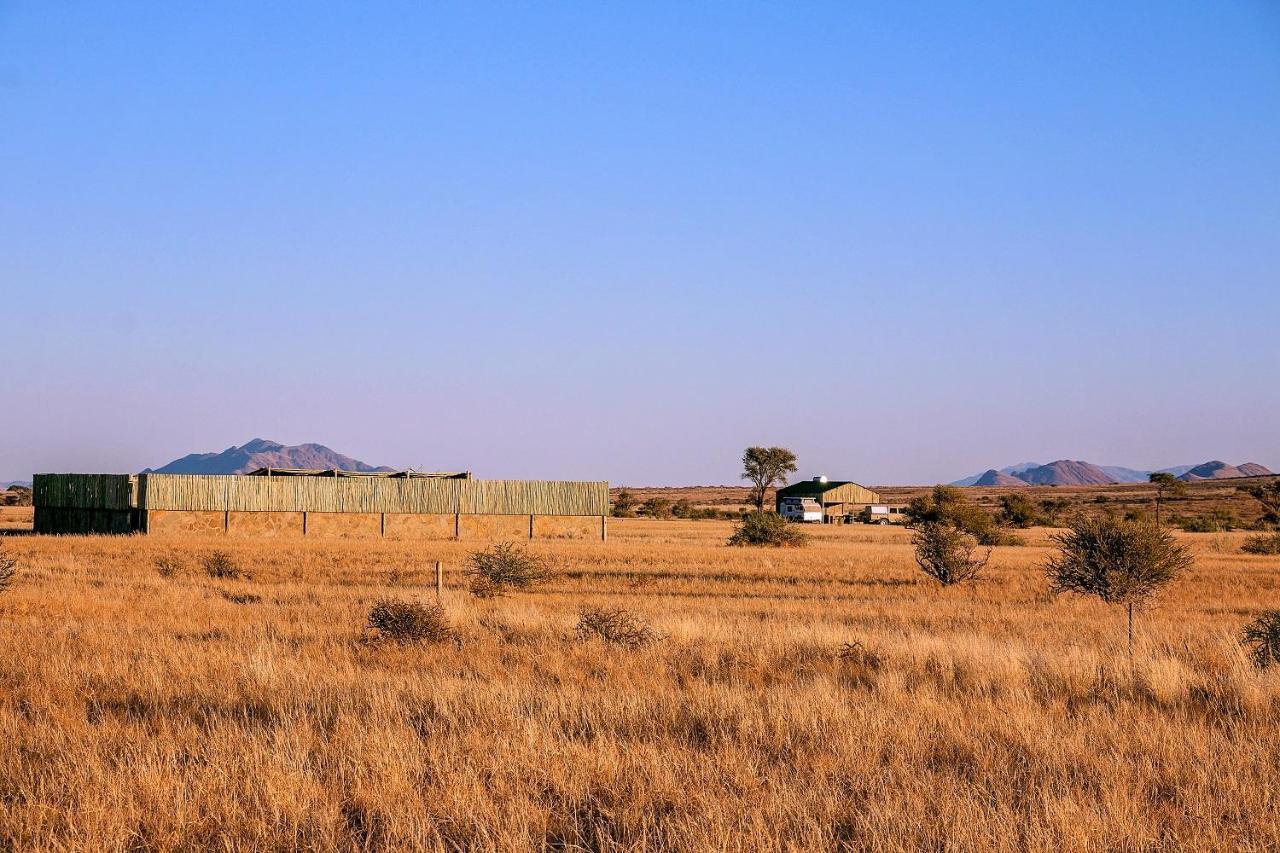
857,504 -> 908,525
779,497 -> 823,523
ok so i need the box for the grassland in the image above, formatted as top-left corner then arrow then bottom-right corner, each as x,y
2,509 -> 1279,850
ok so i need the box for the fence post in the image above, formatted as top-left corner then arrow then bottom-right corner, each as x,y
435,560 -> 443,600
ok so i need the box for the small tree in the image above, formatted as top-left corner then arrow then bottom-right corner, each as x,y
997,493 -> 1041,528
1039,497 -> 1072,526
1242,611 -> 1280,669
640,498 -> 673,519
1148,472 -> 1186,527
1242,481 -> 1280,528
671,499 -> 695,518
741,447 -> 798,513
913,521 -> 989,586
611,489 -> 637,518
906,485 -> 1014,546
728,512 -> 808,547
1045,515 -> 1193,655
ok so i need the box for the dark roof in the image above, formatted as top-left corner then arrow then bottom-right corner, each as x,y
775,480 -> 861,498
246,468 -> 471,479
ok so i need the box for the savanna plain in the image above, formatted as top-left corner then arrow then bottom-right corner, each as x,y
1,505 -> 1278,851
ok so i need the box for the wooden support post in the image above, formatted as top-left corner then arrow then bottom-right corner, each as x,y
601,514 -> 608,542
454,513 -> 461,539
380,512 -> 386,537
435,561 -> 443,600
302,511 -> 308,536
529,514 -> 535,539
223,511 -> 229,534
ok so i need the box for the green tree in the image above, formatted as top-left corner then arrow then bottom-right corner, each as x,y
1148,472 -> 1186,527
611,489 -> 637,518
640,497 -> 673,519
727,512 -> 808,547
1045,515 -> 1193,656
740,447 -> 798,513
997,493 -> 1041,528
905,485 -> 1014,545
913,521 -> 989,586
1242,481 -> 1280,528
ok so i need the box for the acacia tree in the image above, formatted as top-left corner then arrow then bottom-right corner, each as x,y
913,521 -> 989,586
1045,515 -> 1193,656
740,447 -> 797,512
1242,481 -> 1280,528
1148,472 -> 1186,527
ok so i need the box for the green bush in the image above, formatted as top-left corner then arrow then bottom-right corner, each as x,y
728,512 -> 809,547
907,485 -> 1018,546
998,493 -> 1042,528
640,498 -> 673,519
1242,533 -> 1280,555
912,521 -> 989,585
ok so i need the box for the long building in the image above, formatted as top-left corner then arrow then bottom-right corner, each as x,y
775,477 -> 881,523
32,470 -> 610,540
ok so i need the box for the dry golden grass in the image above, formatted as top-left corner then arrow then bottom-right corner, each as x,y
2,518 -> 1279,850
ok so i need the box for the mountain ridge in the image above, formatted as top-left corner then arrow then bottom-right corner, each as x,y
951,459 -> 1272,487
145,438 -> 395,476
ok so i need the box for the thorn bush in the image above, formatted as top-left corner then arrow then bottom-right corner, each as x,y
575,606 -> 659,648
0,545 -> 16,593
465,542 -> 550,598
202,551 -> 246,581
727,512 -> 809,547
1242,611 -> 1280,669
366,599 -> 455,644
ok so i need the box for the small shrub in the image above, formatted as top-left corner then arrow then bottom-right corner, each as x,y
912,521 -> 989,586
366,599 -> 454,643
640,498 -> 674,519
0,545 -> 16,593
1242,533 -> 1280,555
154,554 -> 185,578
466,542 -> 550,598
727,512 -> 809,547
220,591 -> 261,605
575,607 -> 659,648
202,551 -> 245,580
671,499 -> 695,518
611,489 -> 637,518
998,493 -> 1042,528
1243,611 -> 1280,669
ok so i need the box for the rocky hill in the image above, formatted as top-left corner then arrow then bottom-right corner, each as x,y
146,438 -> 394,476
1179,461 -> 1274,481
972,469 -> 1029,487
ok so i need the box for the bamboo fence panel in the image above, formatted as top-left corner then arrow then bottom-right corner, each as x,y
33,474 -> 135,509
136,474 -> 607,515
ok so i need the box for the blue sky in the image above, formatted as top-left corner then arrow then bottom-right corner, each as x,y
2,2 -> 1277,485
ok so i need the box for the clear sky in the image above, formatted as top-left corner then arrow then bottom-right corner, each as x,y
2,2 -> 1278,486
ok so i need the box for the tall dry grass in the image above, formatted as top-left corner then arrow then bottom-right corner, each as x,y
1,518 -> 1278,850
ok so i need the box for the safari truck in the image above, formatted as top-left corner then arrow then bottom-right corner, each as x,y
854,504 -> 909,525
778,497 -> 823,523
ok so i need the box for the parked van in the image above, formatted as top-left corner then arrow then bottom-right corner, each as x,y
779,497 -> 823,523
855,504 -> 909,525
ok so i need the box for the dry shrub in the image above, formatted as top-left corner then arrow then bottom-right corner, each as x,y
1241,533 -> 1280,556
836,640 -> 883,669
575,606 -> 659,648
466,542 -> 550,598
154,554 -> 185,578
220,591 -> 261,605
202,551 -> 246,581
913,521 -> 989,586
0,545 -> 16,593
366,599 -> 454,644
727,512 -> 809,547
1242,611 -> 1280,669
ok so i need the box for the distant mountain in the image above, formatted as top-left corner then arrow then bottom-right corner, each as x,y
1178,461 -> 1274,481
146,438 -> 395,476
1,480 -> 32,490
1017,460 -> 1116,486
951,462 -> 1040,487
972,469 -> 1029,487
953,458 -> 1272,487
1099,466 -> 1151,484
